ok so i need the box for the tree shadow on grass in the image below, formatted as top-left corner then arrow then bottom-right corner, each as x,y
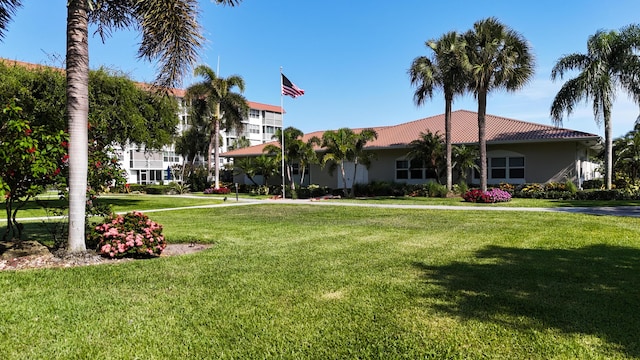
414,245 -> 640,357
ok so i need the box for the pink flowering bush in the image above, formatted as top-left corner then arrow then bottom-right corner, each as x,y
203,186 -> 231,194
463,188 -> 512,203
90,211 -> 166,258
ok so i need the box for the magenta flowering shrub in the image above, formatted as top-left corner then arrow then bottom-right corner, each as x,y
203,186 -> 231,194
463,188 -> 512,203
90,211 -> 166,258
485,188 -> 512,202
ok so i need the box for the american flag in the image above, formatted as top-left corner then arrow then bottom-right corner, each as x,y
281,74 -> 305,98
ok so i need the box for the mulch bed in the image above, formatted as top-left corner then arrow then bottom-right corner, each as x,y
0,242 -> 213,271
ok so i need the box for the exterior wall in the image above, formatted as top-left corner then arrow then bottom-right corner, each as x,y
469,141 -> 598,186
307,141 -> 596,189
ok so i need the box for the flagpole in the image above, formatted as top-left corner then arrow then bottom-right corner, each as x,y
280,67 -> 286,199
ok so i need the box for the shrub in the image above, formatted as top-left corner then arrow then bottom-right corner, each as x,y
169,181 -> 190,194
89,211 -> 166,258
452,181 -> 468,195
463,188 -> 512,203
425,182 -> 448,197
582,179 -> 604,190
463,189 -> 491,203
127,183 -> 145,193
203,186 -> 231,195
144,185 -> 168,194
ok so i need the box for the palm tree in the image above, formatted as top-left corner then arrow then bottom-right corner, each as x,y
406,131 -> 445,183
228,136 -> 251,150
551,25 -> 640,189
349,128 -> 378,198
613,124 -> 640,183
463,17 -> 535,191
265,127 -> 303,193
265,127 -> 321,192
320,127 -> 377,197
186,64 -> 249,190
452,144 -> 479,184
409,31 -> 468,192
0,0 -> 242,253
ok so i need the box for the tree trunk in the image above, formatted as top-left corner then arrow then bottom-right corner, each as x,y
288,164 -> 295,192
349,160 -> 358,198
477,91 -> 488,192
213,103 -> 221,189
604,111 -> 613,190
445,95 -> 453,191
66,1 -> 89,253
340,161 -> 348,197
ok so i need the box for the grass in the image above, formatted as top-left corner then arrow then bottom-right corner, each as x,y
1,202 -> 640,359
337,195 -> 640,208
0,194 -> 225,220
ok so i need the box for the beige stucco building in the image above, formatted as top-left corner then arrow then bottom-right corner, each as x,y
224,110 -> 602,189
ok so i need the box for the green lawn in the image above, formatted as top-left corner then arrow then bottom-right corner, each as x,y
1,194 -> 225,220
1,202 -> 639,359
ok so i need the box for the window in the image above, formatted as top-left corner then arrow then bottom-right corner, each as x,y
508,157 -> 525,178
490,157 -> 506,178
248,124 -> 260,134
396,160 -> 409,179
478,156 -> 524,180
249,109 -> 260,118
163,151 -> 180,163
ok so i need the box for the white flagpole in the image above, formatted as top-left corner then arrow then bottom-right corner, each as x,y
280,67 -> 286,199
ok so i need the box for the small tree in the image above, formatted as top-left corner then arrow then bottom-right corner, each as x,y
1,101 -> 68,241
406,131 -> 445,183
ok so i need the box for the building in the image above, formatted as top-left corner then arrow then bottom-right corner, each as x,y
120,93 -> 283,185
222,110 -> 603,189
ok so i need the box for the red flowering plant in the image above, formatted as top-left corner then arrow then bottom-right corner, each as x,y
203,186 -> 231,194
0,101 -> 68,240
89,211 -> 166,258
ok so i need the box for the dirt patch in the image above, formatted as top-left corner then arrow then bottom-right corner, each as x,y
0,243 -> 213,271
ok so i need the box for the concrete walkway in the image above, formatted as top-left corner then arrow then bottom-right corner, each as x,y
5,197 -> 640,222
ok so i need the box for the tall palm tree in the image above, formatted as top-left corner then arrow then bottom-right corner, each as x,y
409,31 -> 468,192
0,0 -> 241,252
463,17 -> 535,191
186,64 -> 248,189
551,25 -> 640,189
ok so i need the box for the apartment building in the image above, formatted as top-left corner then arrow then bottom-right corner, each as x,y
121,91 -> 283,185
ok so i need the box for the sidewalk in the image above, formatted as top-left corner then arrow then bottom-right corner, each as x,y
5,197 -> 640,222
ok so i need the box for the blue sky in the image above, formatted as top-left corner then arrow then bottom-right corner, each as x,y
1,1 -> 640,138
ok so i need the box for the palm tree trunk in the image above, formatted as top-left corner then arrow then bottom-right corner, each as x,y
213,103 -> 221,189
288,165 -> 295,193
66,0 -> 89,253
349,160 -> 358,198
478,91 -> 488,192
445,95 -> 453,192
604,113 -> 613,190
340,161 -> 348,197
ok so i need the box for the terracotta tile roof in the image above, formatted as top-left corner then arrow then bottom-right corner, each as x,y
248,101 -> 283,113
222,109 -> 601,157
0,58 -> 64,72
